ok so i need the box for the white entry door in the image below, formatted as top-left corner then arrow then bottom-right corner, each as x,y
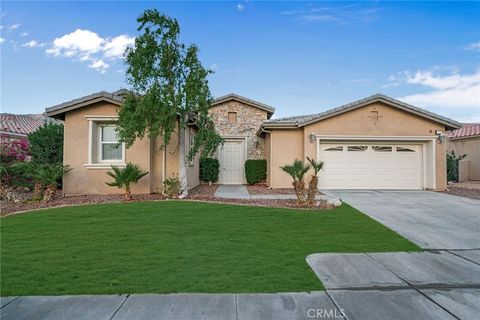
219,140 -> 245,184
317,143 -> 423,189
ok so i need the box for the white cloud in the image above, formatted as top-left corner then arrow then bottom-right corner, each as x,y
88,59 -> 109,73
22,40 -> 46,48
0,37 -> 5,44
282,4 -> 382,25
395,69 -> 480,110
103,35 -> 135,58
20,32 -> 28,37
465,41 -> 480,52
210,63 -> 218,71
236,3 -> 245,11
8,24 -> 20,31
46,29 -> 134,73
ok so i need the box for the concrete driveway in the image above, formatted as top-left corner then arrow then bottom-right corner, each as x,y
325,190 -> 480,250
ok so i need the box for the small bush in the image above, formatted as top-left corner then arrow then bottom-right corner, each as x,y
199,158 -> 219,183
163,176 -> 182,198
28,123 -> 64,164
245,159 -> 267,185
446,150 -> 467,182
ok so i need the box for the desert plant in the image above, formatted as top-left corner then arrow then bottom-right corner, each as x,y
245,159 -> 267,185
163,176 -> 182,198
446,151 -> 467,182
106,163 -> 148,201
37,164 -> 72,202
199,158 -> 219,184
280,159 -> 311,205
306,157 -> 324,206
28,123 -> 64,164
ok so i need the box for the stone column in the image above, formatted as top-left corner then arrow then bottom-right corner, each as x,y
458,159 -> 469,182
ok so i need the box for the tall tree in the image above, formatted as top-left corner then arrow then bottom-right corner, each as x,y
117,9 -> 222,196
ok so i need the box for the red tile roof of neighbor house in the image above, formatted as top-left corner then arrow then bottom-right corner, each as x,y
447,123 -> 480,139
0,114 -> 45,136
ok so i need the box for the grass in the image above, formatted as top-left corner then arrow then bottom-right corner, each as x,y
1,201 -> 420,295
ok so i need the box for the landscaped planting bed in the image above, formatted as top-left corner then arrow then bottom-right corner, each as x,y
1,201 -> 420,295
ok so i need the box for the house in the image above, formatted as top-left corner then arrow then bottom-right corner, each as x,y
45,91 -> 460,195
0,113 -> 46,139
447,123 -> 480,181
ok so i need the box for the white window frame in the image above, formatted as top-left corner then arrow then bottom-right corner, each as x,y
84,116 -> 126,169
97,124 -> 124,164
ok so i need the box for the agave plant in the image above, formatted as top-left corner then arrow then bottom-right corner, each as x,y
106,163 -> 148,201
306,156 -> 324,205
280,159 -> 311,205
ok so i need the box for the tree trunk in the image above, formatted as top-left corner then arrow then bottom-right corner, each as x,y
43,184 -> 56,202
125,185 -> 132,201
307,175 -> 318,206
178,120 -> 188,197
33,181 -> 43,200
293,181 -> 306,206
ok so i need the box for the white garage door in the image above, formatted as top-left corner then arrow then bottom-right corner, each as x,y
317,143 -> 422,189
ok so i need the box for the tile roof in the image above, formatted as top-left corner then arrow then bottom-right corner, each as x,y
212,93 -> 275,118
0,114 -> 46,136
447,123 -> 480,139
46,89 -> 128,118
262,94 -> 461,130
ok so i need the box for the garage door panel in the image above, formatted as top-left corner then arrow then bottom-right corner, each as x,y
318,143 -> 422,189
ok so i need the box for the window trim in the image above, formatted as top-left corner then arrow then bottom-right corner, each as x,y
97,124 -> 124,163
85,117 -> 126,168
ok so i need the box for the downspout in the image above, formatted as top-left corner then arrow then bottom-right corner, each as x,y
162,142 -> 166,195
261,127 -> 273,189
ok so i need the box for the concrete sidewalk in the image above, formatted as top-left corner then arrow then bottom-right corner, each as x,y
1,292 -> 341,320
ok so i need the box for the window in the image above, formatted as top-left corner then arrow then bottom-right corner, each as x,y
372,146 -> 392,152
347,146 -> 368,152
98,124 -> 123,162
228,112 -> 237,124
396,146 -> 415,152
324,146 -> 344,152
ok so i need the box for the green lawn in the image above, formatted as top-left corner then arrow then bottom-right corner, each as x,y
1,201 -> 420,295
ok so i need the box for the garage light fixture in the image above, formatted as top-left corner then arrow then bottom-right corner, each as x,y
435,130 -> 445,144
309,133 -> 316,143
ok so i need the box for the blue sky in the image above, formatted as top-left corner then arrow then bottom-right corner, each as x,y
1,1 -> 479,122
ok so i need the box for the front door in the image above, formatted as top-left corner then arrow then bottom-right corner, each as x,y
219,140 -> 245,184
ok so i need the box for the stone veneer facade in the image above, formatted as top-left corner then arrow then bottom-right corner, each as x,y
209,100 -> 268,159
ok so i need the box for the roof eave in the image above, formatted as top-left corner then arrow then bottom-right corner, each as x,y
45,96 -> 123,119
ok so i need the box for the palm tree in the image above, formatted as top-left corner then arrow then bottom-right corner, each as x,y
38,164 -> 72,202
306,156 -> 324,205
280,159 -> 311,205
106,163 -> 148,201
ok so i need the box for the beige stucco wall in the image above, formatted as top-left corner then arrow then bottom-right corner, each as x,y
447,136 -> 480,180
63,102 -> 152,195
209,100 -> 268,160
264,132 -> 271,186
62,102 -> 200,195
268,102 -> 448,190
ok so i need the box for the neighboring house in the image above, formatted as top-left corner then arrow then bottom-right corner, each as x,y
45,91 -> 460,195
0,113 -> 46,139
447,123 -> 480,180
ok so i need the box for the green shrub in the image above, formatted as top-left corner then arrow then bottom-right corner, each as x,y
163,176 -> 182,198
245,159 -> 267,185
199,158 -> 219,183
28,123 -> 64,164
106,163 -> 148,201
446,151 -> 467,182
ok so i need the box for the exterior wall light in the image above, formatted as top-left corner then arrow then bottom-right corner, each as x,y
309,133 -> 316,143
435,130 -> 445,144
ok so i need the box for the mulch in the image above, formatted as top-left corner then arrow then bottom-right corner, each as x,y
442,186 -> 480,200
1,192 -> 166,217
1,184 -> 333,216
247,185 -> 296,195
